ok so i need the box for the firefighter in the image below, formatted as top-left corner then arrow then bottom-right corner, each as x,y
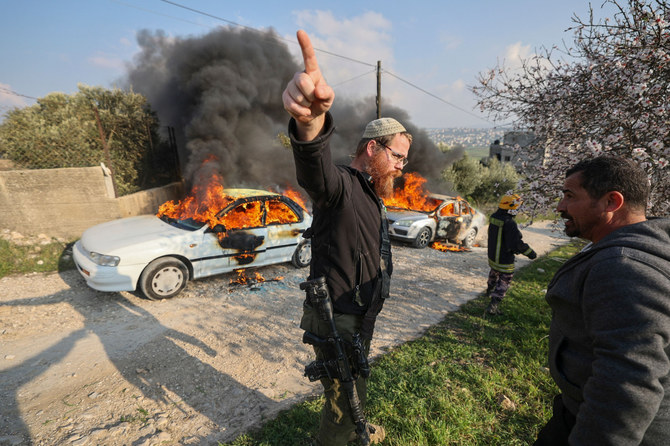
485,194 -> 536,315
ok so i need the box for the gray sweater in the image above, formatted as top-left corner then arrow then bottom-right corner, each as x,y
546,217 -> 670,445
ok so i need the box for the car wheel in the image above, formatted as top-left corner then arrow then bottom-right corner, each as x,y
292,240 -> 311,268
463,228 -> 478,249
412,227 -> 432,249
139,257 -> 189,300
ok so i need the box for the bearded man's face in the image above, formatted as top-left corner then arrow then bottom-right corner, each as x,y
368,149 -> 402,198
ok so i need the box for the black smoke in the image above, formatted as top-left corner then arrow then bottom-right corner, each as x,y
125,26 -> 457,194
328,99 -> 460,193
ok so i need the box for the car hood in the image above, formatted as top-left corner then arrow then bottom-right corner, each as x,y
79,215 -> 191,255
386,208 -> 432,222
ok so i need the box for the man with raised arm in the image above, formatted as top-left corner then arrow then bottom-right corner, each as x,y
283,30 -> 412,445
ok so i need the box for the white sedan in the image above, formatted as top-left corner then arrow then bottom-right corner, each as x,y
73,189 -> 312,300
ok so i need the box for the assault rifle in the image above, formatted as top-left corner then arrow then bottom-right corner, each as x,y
300,276 -> 372,445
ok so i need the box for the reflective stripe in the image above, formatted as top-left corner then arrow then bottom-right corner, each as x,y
488,258 -> 515,273
488,216 -> 515,272
490,216 -> 504,265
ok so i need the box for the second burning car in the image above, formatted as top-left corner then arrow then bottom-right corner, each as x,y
386,194 -> 486,249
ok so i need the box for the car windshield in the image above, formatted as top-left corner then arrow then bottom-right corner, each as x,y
159,215 -> 206,231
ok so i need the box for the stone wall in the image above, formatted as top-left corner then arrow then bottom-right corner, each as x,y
0,165 -> 183,239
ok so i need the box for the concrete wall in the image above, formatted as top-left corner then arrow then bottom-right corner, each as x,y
0,165 -> 183,239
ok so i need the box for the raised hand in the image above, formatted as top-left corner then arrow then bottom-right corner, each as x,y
282,30 -> 335,140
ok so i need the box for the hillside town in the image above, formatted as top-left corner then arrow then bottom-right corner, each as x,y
426,127 -> 506,149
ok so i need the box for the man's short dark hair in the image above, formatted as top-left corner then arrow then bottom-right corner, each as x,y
566,156 -> 649,211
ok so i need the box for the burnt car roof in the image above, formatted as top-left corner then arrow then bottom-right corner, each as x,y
224,188 -> 281,199
428,194 -> 465,202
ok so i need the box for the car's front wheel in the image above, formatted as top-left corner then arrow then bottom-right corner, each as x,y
413,227 -> 432,249
292,240 -> 311,268
462,228 -> 478,249
139,257 -> 189,300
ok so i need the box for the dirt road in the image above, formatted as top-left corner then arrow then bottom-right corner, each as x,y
0,221 -> 569,446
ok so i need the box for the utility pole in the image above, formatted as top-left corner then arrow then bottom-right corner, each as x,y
376,60 -> 381,118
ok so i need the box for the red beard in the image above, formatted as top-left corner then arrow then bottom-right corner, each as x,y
368,151 -> 401,198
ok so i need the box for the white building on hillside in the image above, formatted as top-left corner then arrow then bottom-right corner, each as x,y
489,131 -> 547,170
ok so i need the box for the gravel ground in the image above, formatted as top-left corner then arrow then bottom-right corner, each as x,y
0,221 -> 569,446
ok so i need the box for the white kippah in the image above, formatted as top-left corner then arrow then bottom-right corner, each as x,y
362,117 -> 406,139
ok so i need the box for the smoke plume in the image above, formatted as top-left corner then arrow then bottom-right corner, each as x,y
125,26 -> 458,194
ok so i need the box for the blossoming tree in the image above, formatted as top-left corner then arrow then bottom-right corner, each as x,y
472,0 -> 669,216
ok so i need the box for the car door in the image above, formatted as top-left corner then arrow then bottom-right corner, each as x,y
262,198 -> 305,264
436,200 -> 458,240
192,199 -> 268,277
218,198 -> 269,269
188,225 -> 231,279
456,200 -> 476,240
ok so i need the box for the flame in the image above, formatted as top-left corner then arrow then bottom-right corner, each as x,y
383,172 -> 439,211
431,241 -> 468,252
230,269 -> 265,285
281,186 -> 309,211
157,170 -> 235,229
234,252 -> 257,265
156,158 -> 311,236
229,269 -> 284,286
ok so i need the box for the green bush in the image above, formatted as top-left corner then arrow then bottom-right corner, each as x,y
0,85 -> 177,196
443,154 -> 519,205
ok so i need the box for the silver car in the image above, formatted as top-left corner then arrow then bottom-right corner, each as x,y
386,194 -> 486,249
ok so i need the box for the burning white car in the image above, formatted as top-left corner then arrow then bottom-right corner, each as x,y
386,194 -> 486,249
73,188 -> 312,300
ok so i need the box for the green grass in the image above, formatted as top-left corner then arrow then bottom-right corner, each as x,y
222,241 -> 585,446
0,238 -> 76,278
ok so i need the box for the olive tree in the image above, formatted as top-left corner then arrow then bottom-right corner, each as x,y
443,154 -> 519,204
472,0 -> 670,215
0,85 -> 171,195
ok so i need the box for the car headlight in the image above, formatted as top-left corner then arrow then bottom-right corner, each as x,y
89,251 -> 120,267
394,220 -> 414,227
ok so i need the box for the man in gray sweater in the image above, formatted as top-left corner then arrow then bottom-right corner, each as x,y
534,156 -> 670,445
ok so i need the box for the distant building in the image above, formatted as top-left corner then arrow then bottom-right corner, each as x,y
489,131 -> 547,170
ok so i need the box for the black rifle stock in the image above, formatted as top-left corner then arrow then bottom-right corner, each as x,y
300,277 -> 371,445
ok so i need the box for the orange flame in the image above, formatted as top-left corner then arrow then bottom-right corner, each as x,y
281,186 -> 309,211
230,269 -> 265,285
383,172 -> 439,211
157,170 -> 235,229
229,269 -> 284,286
431,241 -> 468,252
156,158 -> 311,234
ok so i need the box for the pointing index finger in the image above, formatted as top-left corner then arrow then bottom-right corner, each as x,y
297,30 -> 320,77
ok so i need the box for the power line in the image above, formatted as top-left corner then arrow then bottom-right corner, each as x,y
382,70 -> 493,125
0,87 -> 37,101
331,69 -> 377,88
154,0 -> 494,125
110,0 -> 211,29
157,0 -> 375,68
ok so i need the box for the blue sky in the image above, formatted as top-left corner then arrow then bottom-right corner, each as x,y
0,0 -> 610,129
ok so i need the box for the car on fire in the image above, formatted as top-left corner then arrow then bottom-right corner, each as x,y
73,188 -> 312,300
386,194 -> 486,249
